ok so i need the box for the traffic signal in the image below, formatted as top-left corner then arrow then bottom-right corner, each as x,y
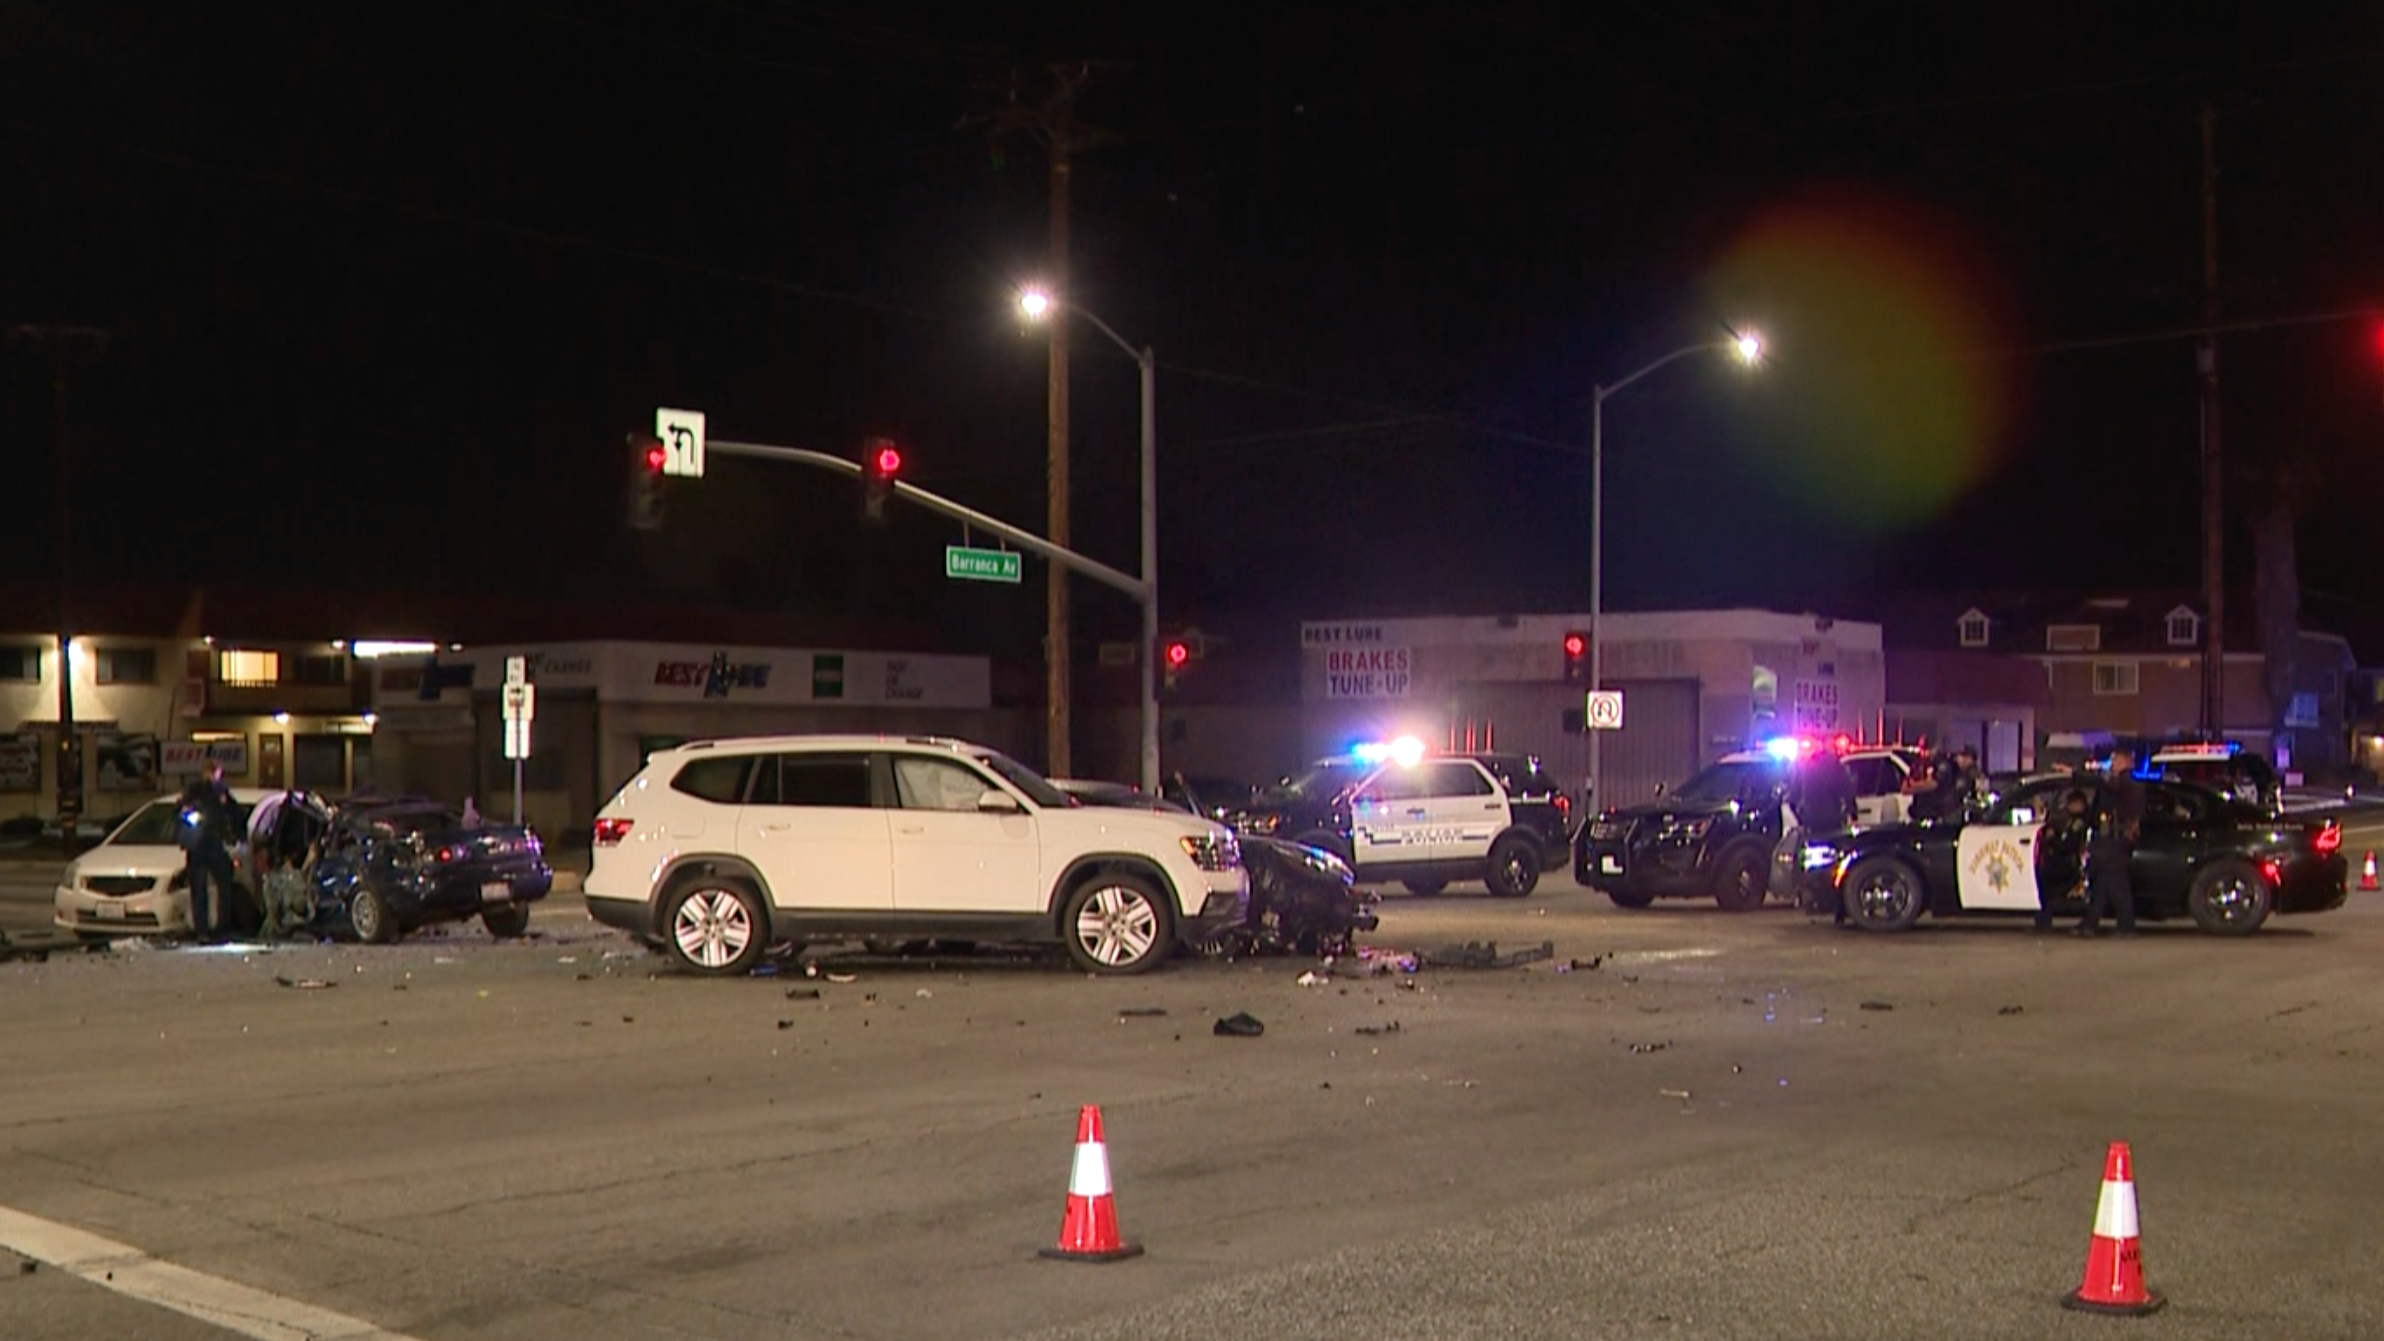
862,437 -> 902,524
1562,630 -> 1589,685
627,431 -> 667,529
1161,638 -> 1191,690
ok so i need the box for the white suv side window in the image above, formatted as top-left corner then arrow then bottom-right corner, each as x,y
893,756 -> 997,812
748,753 -> 873,808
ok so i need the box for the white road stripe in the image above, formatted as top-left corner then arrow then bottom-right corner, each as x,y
0,1204 -> 426,1341
1603,947 -> 1725,963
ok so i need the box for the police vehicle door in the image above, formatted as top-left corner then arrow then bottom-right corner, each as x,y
1348,765 -> 1427,868
1417,760 -> 1504,864
1953,813 -> 2044,911
1843,752 -> 1908,827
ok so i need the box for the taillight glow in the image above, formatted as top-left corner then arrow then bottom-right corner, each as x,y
2315,822 -> 2342,856
2261,858 -> 2284,886
436,846 -> 458,864
1554,794 -> 1571,819
594,817 -> 634,846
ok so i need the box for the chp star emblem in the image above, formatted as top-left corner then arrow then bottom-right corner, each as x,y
1984,850 -> 2012,891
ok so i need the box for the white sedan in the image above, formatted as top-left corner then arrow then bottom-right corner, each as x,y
52,790 -> 270,938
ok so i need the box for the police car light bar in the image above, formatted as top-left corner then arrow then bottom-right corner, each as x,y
1351,736 -> 1427,767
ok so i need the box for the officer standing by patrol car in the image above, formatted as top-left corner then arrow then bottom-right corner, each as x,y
2077,747 -> 2146,937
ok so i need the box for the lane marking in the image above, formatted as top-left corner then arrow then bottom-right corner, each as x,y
0,1204 -> 427,1341
1604,947 -> 1725,963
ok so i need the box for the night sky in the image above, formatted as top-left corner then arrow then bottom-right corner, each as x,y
7,3 -> 2382,657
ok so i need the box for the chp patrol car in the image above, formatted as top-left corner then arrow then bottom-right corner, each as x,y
1578,737 -> 1926,912
1796,772 -> 2346,935
1225,739 -> 1571,897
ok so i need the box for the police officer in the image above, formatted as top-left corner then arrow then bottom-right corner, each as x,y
1908,747 -> 1979,823
2033,788 -> 2093,933
2077,748 -> 2145,937
177,760 -> 238,943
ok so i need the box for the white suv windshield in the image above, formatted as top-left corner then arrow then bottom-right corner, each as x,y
971,750 -> 1073,809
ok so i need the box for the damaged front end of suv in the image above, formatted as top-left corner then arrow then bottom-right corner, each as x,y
1212,836 -> 1378,959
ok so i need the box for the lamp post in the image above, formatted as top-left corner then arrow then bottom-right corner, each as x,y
1020,288 -> 1162,796
1588,329 -> 1763,811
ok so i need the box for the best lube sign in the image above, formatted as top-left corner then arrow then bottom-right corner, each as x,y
1323,646 -> 1413,698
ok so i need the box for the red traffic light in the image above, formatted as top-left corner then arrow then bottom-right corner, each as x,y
644,445 -> 667,472
1163,641 -> 1191,668
1562,632 -> 1586,658
872,444 -> 902,476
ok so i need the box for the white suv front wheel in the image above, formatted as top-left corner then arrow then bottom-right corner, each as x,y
1062,872 -> 1172,975
664,876 -> 769,977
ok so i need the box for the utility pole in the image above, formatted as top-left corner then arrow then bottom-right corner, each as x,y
2198,100 -> 2225,736
1046,86 -> 1075,779
9,325 -> 108,830
986,60 -> 1122,778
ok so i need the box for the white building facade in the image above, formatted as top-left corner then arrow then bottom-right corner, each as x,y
1298,610 -> 1886,809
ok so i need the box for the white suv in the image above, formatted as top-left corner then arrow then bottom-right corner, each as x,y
584,735 -> 1248,976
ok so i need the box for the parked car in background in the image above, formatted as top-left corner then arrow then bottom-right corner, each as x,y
52,790 -> 271,939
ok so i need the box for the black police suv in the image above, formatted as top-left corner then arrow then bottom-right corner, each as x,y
1576,748 -> 1841,912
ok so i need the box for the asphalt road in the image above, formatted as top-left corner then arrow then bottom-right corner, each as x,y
2,864 -> 2382,1341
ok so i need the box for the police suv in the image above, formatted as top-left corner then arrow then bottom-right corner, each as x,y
1226,742 -> 1570,897
1578,739 -> 1925,912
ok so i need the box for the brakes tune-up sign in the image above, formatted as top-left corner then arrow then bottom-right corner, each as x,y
1324,647 -> 1413,698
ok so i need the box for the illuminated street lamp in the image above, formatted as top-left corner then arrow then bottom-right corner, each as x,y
1018,287 -> 1162,795
1587,326 -> 1764,809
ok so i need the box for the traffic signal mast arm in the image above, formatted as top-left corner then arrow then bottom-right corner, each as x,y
706,438 -> 1148,600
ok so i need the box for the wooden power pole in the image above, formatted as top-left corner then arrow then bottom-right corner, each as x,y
987,61 -> 1121,778
1046,86 -> 1075,779
2198,100 -> 2225,736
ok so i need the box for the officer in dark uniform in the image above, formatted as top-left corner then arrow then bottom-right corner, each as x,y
1908,747 -> 1982,823
2033,787 -> 2094,933
2077,748 -> 2146,937
177,760 -> 238,943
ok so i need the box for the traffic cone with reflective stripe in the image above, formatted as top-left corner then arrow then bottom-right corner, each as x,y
2360,852 -> 2378,892
1040,1105 -> 1143,1262
2063,1141 -> 2165,1315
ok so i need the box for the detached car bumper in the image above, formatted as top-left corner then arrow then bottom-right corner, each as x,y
53,882 -> 190,936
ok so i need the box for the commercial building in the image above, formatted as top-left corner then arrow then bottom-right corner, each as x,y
369,641 -> 1012,839
1292,610 -> 1886,809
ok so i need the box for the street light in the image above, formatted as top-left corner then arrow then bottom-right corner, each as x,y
1587,326 -> 1764,812
1019,287 -> 1163,795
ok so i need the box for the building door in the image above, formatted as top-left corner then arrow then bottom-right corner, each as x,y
293,734 -> 347,791
258,734 -> 286,788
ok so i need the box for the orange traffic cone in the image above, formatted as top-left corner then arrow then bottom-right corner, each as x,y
2360,852 -> 2378,893
2063,1141 -> 2165,1315
1040,1105 -> 1143,1262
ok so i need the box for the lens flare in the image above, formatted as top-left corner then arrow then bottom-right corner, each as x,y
1708,189 -> 2024,530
